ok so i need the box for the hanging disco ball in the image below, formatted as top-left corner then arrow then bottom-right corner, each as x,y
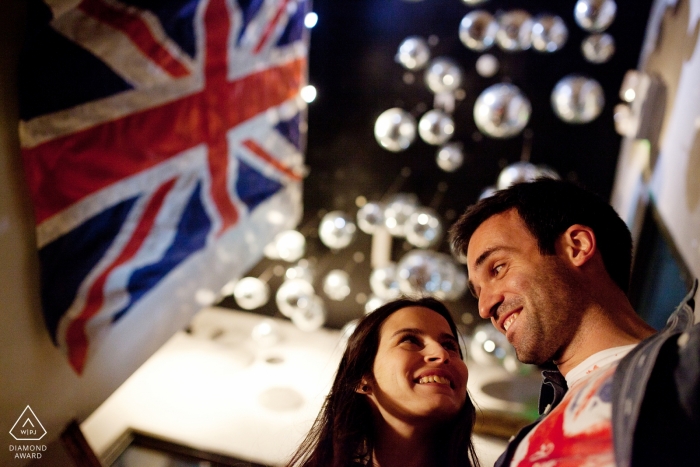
291,295 -> 326,332
495,10 -> 533,51
357,201 -> 386,234
424,57 -> 463,94
396,250 -> 444,297
440,263 -> 468,301
374,108 -> 417,152
369,263 -> 401,300
581,33 -> 615,63
285,260 -> 314,283
436,143 -> 464,172
536,165 -> 561,180
251,319 -> 282,347
418,109 -> 454,145
233,277 -> 270,310
263,229 -> 306,262
497,161 -> 540,189
323,269 -> 351,301
551,74 -> 605,124
531,14 -> 568,53
475,54 -> 499,78
384,193 -> 420,237
319,210 -> 357,249
396,36 -> 431,70
275,278 -> 316,318
365,294 -> 388,315
478,185 -> 498,200
405,207 -> 443,249
574,0 -> 617,32
474,83 -> 531,138
459,10 -> 498,52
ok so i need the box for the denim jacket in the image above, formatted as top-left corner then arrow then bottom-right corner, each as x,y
494,281 -> 699,467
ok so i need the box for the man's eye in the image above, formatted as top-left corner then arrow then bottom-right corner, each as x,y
492,264 -> 504,275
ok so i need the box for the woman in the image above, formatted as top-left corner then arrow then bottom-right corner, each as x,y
286,297 -> 481,467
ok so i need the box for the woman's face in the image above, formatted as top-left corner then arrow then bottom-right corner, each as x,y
364,306 -> 469,428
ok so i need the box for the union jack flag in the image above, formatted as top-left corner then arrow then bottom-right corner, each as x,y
18,0 -> 308,374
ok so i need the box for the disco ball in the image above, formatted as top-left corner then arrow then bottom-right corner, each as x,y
275,278 -> 316,318
365,294 -> 388,315
233,277 -> 270,310
531,14 -> 568,53
551,74 -> 604,124
405,207 -> 443,249
397,250 -> 443,297
474,83 -> 531,138
251,319 -> 282,347
357,201 -> 386,234
574,0 -> 617,32
436,143 -> 464,172
285,261 -> 314,284
495,10 -> 533,51
470,323 -> 512,367
497,161 -> 539,189
319,210 -> 357,249
291,295 -> 326,332
374,108 -> 417,152
384,193 -> 420,237
418,109 -> 454,145
263,229 -> 305,262
459,10 -> 498,52
475,54 -> 499,78
370,263 -> 401,300
461,0 -> 489,5
478,185 -> 498,200
323,269 -> 351,301
424,57 -> 463,94
581,33 -> 615,63
396,36 -> 430,70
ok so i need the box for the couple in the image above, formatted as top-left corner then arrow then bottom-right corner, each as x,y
287,179 -> 700,467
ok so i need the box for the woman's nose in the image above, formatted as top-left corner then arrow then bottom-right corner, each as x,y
425,343 -> 450,363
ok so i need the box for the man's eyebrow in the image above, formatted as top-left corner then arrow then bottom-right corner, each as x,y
473,247 -> 500,269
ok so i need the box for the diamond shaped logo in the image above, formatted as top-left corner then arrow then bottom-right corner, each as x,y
9,406 -> 46,441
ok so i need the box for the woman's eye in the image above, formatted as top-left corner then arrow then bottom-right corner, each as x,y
442,341 -> 459,352
400,335 -> 421,346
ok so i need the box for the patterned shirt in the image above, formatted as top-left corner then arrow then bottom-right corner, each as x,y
510,345 -> 636,467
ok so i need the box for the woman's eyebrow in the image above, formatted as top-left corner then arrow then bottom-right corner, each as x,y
390,328 -> 457,342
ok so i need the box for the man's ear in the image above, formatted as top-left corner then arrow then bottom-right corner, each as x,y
561,224 -> 596,267
356,380 -> 372,395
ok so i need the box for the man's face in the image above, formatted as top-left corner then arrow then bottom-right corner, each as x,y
465,208 -> 581,365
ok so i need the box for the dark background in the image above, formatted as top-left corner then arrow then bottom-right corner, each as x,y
221,0 -> 655,330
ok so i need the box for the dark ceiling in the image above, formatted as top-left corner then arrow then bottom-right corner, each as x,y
220,0 -> 654,330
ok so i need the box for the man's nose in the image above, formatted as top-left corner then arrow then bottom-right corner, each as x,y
478,287 -> 502,320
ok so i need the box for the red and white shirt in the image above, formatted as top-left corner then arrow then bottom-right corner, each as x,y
510,345 -> 636,467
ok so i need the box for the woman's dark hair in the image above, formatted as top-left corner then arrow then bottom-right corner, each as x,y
449,178 -> 633,292
286,297 -> 480,467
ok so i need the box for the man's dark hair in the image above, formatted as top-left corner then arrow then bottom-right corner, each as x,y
449,178 -> 633,292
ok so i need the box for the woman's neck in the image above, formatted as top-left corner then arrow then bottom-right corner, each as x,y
371,418 -> 440,467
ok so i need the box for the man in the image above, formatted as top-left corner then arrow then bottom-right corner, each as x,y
449,178 -> 699,467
